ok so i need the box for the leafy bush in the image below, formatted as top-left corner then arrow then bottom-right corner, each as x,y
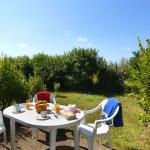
32,53 -> 56,90
1,48 -> 126,95
22,48 -> 125,93
91,73 -> 99,86
0,56 -> 28,110
62,48 -> 100,90
14,56 -> 34,80
54,82 -> 60,92
127,39 -> 150,125
28,76 -> 46,97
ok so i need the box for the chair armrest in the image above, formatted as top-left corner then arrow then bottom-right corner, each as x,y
80,109 -> 95,124
84,109 -> 96,115
82,108 -> 99,124
95,118 -> 110,125
94,118 -> 111,129
84,100 -> 105,116
82,99 -> 107,123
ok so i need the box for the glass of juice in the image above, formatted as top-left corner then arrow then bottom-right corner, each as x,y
25,100 -> 30,109
55,104 -> 60,114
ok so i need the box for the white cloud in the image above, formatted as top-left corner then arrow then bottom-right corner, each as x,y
126,47 -> 131,51
76,36 -> 92,48
19,42 -> 28,48
77,36 -> 88,43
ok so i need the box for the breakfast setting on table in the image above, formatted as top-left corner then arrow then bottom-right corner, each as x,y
11,98 -> 81,121
3,91 -> 84,150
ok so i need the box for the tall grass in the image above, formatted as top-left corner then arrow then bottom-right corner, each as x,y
56,92 -> 150,150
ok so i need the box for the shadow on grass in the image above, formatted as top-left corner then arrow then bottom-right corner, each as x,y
103,144 -> 117,150
2,119 -> 32,143
41,128 -> 73,142
51,89 -> 127,103
59,89 -> 125,98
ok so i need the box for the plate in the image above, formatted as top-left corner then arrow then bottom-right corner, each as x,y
36,115 -> 51,120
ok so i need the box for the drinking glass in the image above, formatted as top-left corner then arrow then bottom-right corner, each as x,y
25,100 -> 30,109
55,104 -> 60,113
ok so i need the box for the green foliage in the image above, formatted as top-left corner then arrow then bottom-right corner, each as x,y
118,58 -> 130,92
118,57 -> 129,81
103,62 -> 125,93
14,55 -> 33,80
31,53 -> 65,90
31,48 -> 105,91
32,53 -> 52,87
18,48 -> 125,93
91,73 -> 99,85
54,82 -> 60,92
0,48 -> 126,100
127,39 -> 150,125
63,48 -> 99,90
0,56 -> 28,110
28,76 -> 46,97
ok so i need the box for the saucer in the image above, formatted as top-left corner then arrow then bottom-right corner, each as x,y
36,115 -> 50,120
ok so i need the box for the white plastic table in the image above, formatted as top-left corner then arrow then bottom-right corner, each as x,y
3,104 -> 84,150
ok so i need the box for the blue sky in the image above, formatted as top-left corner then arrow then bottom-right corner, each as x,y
0,0 -> 150,62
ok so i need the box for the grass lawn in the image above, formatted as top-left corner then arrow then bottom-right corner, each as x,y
56,92 -> 150,150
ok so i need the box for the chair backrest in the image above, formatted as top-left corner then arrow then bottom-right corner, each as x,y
101,99 -> 120,126
33,91 -> 56,104
84,98 -> 119,118
100,99 -> 108,110
0,111 -> 4,127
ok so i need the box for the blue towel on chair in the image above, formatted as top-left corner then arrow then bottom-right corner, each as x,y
101,98 -> 123,127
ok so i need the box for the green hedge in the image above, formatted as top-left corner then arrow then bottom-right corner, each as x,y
0,48 -> 126,109
0,56 -> 28,110
14,48 -> 124,93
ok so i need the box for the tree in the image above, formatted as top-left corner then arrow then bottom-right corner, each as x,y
32,53 -> 54,90
28,76 -> 46,97
127,39 -> 150,125
15,56 -> 33,80
63,48 -> 99,90
0,56 -> 28,110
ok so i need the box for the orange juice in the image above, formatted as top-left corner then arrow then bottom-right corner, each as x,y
25,100 -> 30,109
55,104 -> 60,113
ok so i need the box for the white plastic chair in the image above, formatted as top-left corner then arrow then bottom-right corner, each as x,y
32,91 -> 56,104
79,99 -> 119,150
32,91 -> 56,138
0,111 -> 6,143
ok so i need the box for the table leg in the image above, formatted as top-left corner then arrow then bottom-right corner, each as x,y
73,124 -> 79,150
49,129 -> 56,150
31,128 -> 39,139
10,119 -> 16,150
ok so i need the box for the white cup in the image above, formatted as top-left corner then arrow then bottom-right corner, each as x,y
41,111 -> 47,118
12,104 -> 21,113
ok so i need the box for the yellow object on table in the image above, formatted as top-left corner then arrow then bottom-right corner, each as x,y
60,111 -> 76,120
55,104 -> 60,114
25,100 -> 30,109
